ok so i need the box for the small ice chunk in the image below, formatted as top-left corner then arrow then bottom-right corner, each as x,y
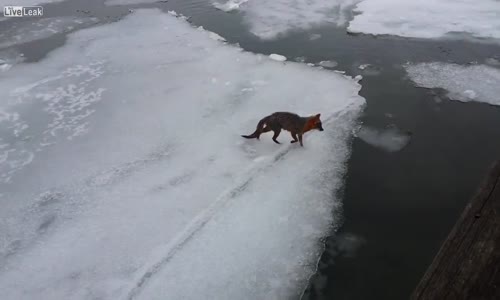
356,63 -> 381,76
269,53 -> 287,62
463,90 -> 477,99
485,57 -> 500,67
330,233 -> 365,258
168,11 -> 178,17
294,56 -> 307,63
318,60 -> 338,68
358,64 -> 370,70
357,125 -> 411,152
213,0 -> 249,12
354,75 -> 363,81
208,32 -> 226,41
309,33 -> 322,40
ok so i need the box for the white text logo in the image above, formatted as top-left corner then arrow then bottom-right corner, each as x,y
3,6 -> 43,17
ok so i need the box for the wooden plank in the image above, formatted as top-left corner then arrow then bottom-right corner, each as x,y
411,160 -> 500,300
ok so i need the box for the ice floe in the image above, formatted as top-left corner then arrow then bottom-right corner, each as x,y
348,0 -> 500,42
0,8 -> 364,300
405,62 -> 500,106
213,0 -> 361,39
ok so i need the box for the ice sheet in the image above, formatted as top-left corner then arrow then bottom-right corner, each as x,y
348,0 -> 500,41
213,0 -> 361,39
405,62 -> 500,106
0,9 -> 365,300
0,17 -> 97,49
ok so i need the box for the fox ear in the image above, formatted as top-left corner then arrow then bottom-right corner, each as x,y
315,113 -> 321,119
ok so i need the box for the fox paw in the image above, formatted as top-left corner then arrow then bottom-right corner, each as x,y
291,140 -> 297,143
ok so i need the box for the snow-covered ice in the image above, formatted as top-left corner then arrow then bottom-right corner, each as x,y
269,53 -> 287,62
0,8 -> 365,300
405,62 -> 500,106
357,125 -> 411,152
213,0 -> 361,39
0,17 -> 97,49
348,0 -> 500,42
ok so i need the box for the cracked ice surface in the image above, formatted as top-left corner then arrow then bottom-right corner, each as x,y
0,9 -> 364,300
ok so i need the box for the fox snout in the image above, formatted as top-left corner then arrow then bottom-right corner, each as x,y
317,122 -> 324,131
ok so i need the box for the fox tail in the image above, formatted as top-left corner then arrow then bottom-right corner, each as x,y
241,117 -> 267,140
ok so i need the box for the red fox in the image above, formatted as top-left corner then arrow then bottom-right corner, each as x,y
241,112 -> 324,146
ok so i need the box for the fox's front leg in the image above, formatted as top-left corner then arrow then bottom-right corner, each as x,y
298,134 -> 303,147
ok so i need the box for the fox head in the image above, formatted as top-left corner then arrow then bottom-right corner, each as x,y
313,114 -> 323,131
306,113 -> 324,132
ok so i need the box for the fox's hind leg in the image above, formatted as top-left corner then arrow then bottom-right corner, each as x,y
290,132 -> 298,143
272,128 -> 281,144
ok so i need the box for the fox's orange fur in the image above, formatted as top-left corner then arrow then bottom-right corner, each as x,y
241,112 -> 324,146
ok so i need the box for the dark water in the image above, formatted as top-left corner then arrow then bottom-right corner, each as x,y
3,0 -> 500,299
